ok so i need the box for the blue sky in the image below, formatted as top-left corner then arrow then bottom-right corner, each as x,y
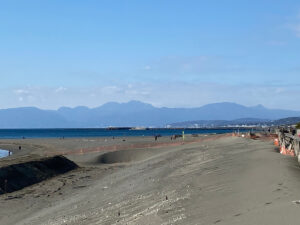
1,0 -> 300,109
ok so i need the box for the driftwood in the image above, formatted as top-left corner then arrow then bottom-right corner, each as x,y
276,129 -> 300,162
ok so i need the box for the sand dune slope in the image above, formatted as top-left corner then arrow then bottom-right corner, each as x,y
1,136 -> 300,225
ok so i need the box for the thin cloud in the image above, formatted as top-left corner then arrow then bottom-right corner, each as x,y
289,24 -> 300,37
287,12 -> 300,38
2,82 -> 300,110
54,87 -> 67,93
144,65 -> 151,70
267,40 -> 287,46
14,89 -> 30,95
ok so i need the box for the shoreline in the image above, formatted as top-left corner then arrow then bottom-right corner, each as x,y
0,127 -> 257,140
0,133 -> 227,159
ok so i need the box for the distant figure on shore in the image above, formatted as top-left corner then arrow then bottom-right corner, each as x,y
154,134 -> 161,141
19,146 -> 22,150
171,134 -> 182,140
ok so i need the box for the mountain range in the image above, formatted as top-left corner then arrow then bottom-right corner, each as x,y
0,101 -> 300,128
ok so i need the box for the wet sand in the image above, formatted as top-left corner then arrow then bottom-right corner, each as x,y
1,134 -> 300,225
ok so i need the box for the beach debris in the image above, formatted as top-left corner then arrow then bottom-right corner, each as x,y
292,200 -> 300,204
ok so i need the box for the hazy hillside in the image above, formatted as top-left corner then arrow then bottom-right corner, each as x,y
169,117 -> 300,128
169,118 -> 272,128
0,107 -> 72,128
0,101 -> 300,128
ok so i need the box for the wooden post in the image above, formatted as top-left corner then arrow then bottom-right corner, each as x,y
294,140 -> 300,156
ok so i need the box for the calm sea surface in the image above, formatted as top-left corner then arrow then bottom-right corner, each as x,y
0,128 -> 252,139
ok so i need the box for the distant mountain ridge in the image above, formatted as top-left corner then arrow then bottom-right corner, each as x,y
0,101 -> 300,128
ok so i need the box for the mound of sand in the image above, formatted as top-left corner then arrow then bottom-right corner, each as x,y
67,148 -> 163,166
98,149 -> 155,164
0,156 -> 78,194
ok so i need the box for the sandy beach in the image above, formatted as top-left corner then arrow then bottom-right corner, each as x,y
1,134 -> 300,225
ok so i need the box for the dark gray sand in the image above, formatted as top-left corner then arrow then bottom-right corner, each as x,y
1,135 -> 300,225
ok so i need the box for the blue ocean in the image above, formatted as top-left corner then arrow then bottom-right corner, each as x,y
0,128 -> 252,139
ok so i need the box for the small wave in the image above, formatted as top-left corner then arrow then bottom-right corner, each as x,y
0,149 -> 10,158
